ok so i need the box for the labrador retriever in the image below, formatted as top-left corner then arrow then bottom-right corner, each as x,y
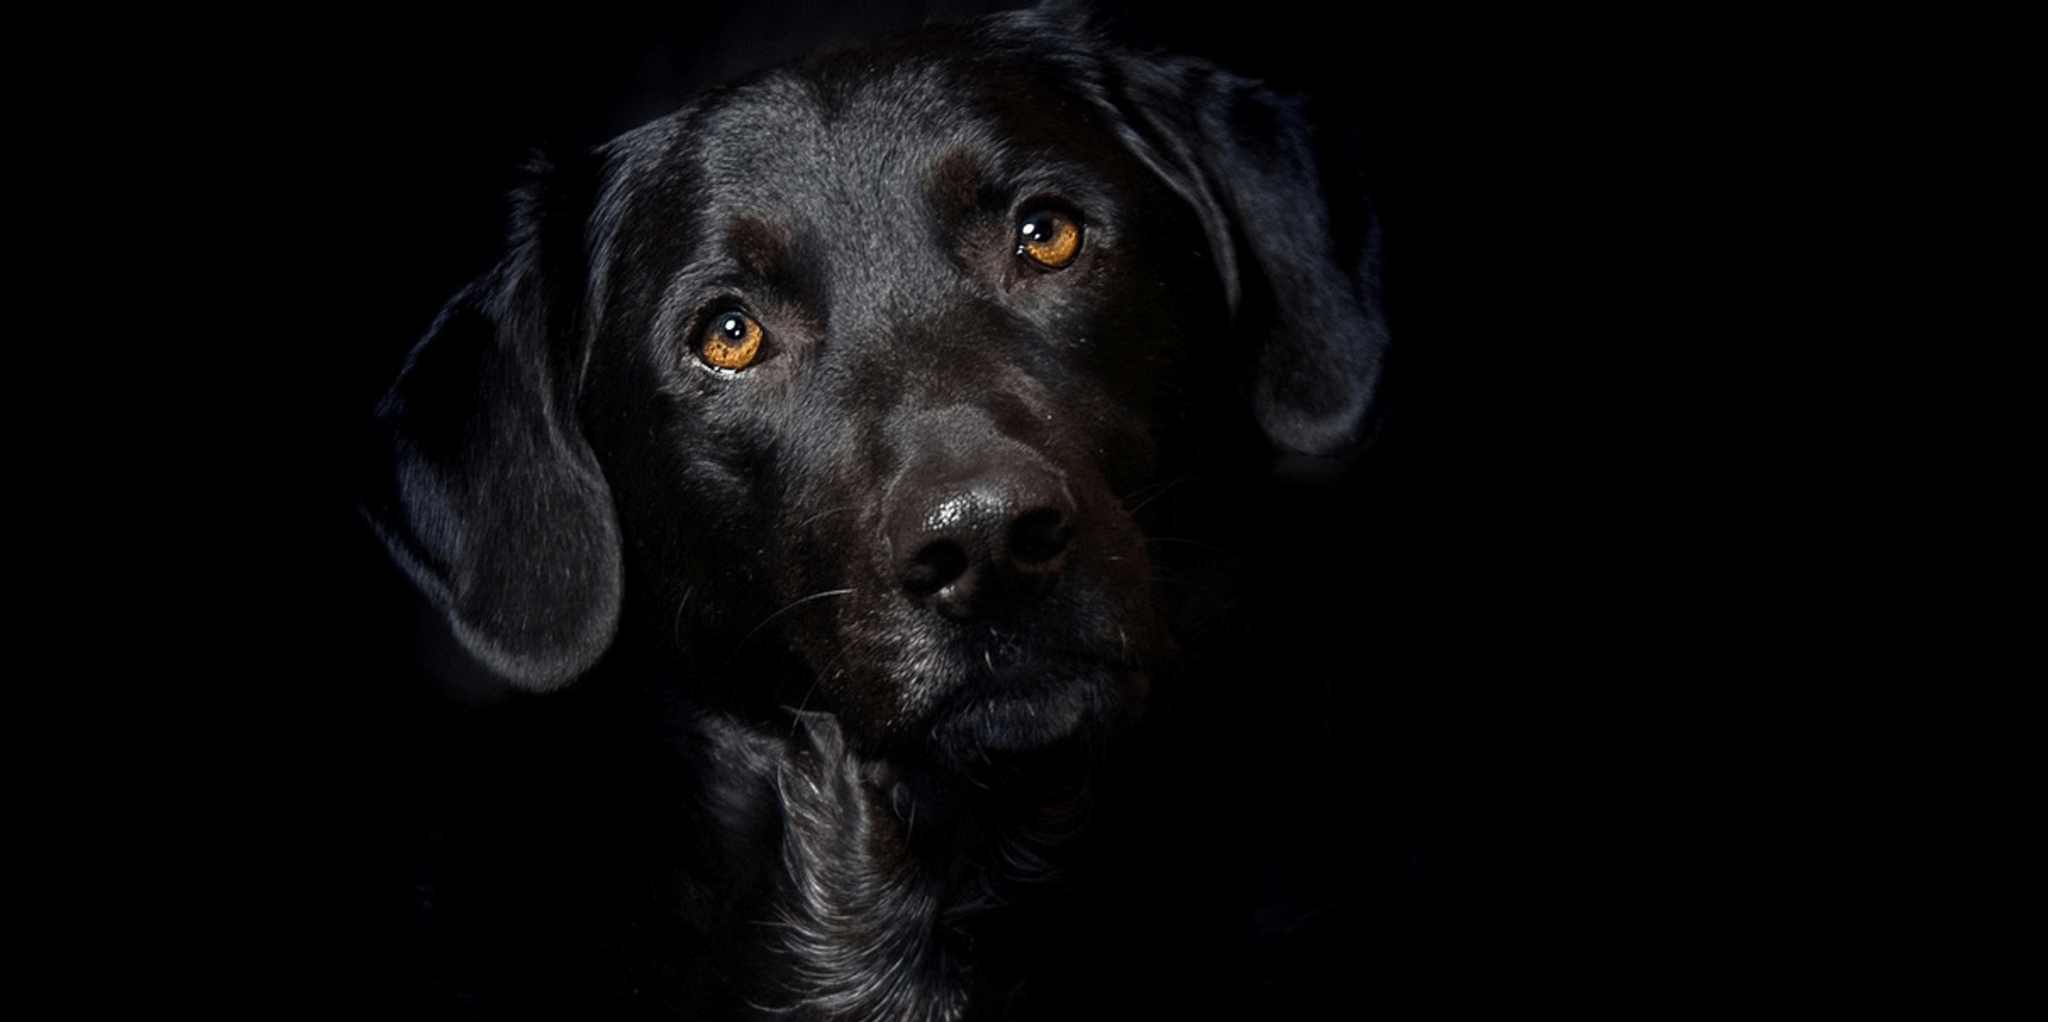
367,5 -> 1387,1017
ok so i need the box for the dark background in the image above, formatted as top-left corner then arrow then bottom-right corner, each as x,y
124,1 -> 1697,1015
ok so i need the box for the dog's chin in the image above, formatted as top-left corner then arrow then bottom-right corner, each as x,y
924,660 -> 1128,761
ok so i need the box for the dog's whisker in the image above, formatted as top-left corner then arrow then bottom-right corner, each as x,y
1139,536 -> 1235,564
785,647 -> 855,737
670,585 -> 695,649
794,505 -> 861,530
728,589 -> 856,663
1119,475 -> 1213,514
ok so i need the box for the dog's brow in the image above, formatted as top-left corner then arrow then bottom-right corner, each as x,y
726,214 -> 793,280
928,146 -> 990,213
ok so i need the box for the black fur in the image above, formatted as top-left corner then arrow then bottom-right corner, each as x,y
367,6 -> 1386,1018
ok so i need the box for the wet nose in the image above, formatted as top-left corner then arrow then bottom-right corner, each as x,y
889,460 -> 1075,620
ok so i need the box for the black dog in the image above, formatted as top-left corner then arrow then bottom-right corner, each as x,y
368,5 -> 1386,1017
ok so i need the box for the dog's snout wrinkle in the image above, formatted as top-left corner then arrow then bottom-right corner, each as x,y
891,464 -> 1075,620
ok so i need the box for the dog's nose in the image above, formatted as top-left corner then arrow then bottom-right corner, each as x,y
891,465 -> 1075,620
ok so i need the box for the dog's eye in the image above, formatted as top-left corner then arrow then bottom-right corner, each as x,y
699,311 -> 764,371
1016,211 -> 1082,269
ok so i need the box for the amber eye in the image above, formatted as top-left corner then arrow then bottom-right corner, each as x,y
1016,210 -> 1082,269
699,311 -> 763,371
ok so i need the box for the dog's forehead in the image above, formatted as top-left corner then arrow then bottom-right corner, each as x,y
615,45 -> 1119,226
706,63 -> 995,204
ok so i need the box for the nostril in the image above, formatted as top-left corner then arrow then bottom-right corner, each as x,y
886,457 -> 1077,618
1009,506 -> 1072,566
903,540 -> 969,597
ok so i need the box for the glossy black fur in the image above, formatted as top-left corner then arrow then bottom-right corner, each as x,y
367,6 -> 1386,1018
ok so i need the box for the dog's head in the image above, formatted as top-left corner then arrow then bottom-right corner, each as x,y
367,9 -> 1387,766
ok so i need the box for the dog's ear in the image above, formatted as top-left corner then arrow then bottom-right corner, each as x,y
1103,42 -> 1390,461
364,156 -> 621,692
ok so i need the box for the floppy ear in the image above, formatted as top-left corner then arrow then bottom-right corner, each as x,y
1106,47 -> 1390,460
363,160 -> 621,692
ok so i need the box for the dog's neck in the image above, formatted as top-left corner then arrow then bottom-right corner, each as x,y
728,711 -> 1090,1021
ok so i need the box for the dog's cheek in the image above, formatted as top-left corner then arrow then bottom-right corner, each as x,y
586,350 -> 792,645
1046,205 -> 1219,483
1052,312 -> 1195,498
772,443 -> 925,738
1112,231 -> 1233,473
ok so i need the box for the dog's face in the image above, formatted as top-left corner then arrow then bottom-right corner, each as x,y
370,11 -> 1387,769
582,44 -> 1222,760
